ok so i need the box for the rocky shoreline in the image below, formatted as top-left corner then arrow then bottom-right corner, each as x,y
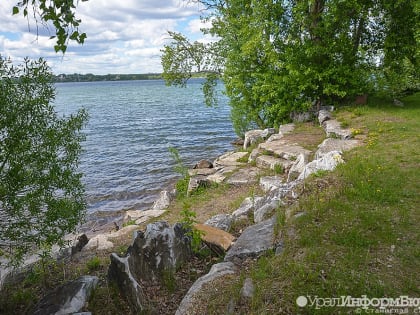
1,107 -> 365,314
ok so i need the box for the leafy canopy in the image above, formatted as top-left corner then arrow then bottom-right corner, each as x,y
0,57 -> 88,266
162,0 -> 419,136
12,0 -> 87,53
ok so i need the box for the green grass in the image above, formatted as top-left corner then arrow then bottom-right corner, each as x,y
204,93 -> 420,314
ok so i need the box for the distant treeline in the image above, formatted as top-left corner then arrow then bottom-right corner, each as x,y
53,73 -> 162,82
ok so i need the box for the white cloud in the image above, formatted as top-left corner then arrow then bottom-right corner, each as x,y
0,0 -> 207,74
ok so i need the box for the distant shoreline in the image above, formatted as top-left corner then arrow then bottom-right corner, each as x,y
53,73 -> 163,83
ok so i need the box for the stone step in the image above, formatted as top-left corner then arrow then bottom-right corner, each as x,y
256,155 -> 293,172
214,151 -> 248,167
259,140 -> 312,161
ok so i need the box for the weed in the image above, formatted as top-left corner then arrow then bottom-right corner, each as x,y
180,202 -> 203,253
123,219 -> 137,227
236,153 -> 250,163
86,256 -> 102,271
273,164 -> 283,174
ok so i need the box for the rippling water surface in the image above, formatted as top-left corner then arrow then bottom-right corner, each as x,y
54,79 -> 235,213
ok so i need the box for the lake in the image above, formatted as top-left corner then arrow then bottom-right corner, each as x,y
54,79 -> 236,213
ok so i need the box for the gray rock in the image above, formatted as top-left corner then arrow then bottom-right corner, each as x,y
193,159 -> 213,169
32,275 -> 99,315
393,99 -> 404,107
188,168 -> 217,176
254,200 -> 280,223
268,181 -> 298,201
187,176 -> 210,195
261,128 -> 276,138
259,141 -> 311,161
243,129 -> 264,149
287,153 -> 310,182
298,151 -> 344,180
206,166 -> 237,184
291,111 -> 312,123
256,155 -> 293,172
108,254 -> 145,313
259,176 -> 283,192
225,217 -> 276,263
226,167 -> 260,186
318,109 -> 332,125
278,123 -> 295,136
231,196 -> 265,220
214,151 -> 248,167
176,262 -> 237,315
152,190 -> 174,210
315,138 -> 361,159
322,119 -> 353,139
240,278 -> 255,300
108,221 -> 192,313
128,221 -> 191,281
248,148 -> 260,163
204,214 -> 233,232
266,133 -> 284,142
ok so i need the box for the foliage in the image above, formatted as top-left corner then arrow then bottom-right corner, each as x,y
86,256 -> 102,271
180,202 -> 203,254
0,57 -> 88,267
162,0 -> 419,135
11,0 -> 86,53
168,146 -> 190,198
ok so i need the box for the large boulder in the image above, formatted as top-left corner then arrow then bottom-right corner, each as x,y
278,123 -> 295,136
322,119 -> 352,139
193,159 -> 213,169
298,150 -> 344,180
214,151 -> 248,167
259,141 -> 311,161
243,129 -> 276,149
128,221 -> 191,282
194,223 -> 235,254
287,153 -> 310,181
225,218 -> 277,263
231,196 -> 265,221
175,262 -> 237,315
32,276 -> 99,315
315,138 -> 362,159
204,214 -> 233,232
254,200 -> 280,223
256,155 -> 293,172
152,190 -> 175,210
108,221 -> 192,312
226,167 -> 260,186
318,109 -> 332,125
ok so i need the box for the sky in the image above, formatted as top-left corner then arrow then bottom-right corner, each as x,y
0,0 -> 212,74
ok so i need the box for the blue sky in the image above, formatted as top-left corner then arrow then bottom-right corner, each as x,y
0,0 -> 213,74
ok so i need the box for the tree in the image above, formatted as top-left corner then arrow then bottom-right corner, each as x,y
162,0 -> 419,135
11,0 -> 86,53
0,57 -> 88,266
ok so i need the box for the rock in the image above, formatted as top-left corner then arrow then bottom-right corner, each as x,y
268,181 -> 299,201
152,190 -> 174,210
204,214 -> 233,232
315,138 -> 362,159
188,168 -> 217,176
259,176 -> 283,192
248,148 -> 260,163
298,150 -> 344,180
194,223 -> 235,253
259,140 -> 311,161
32,275 -> 99,315
84,234 -> 114,251
243,129 -> 264,149
290,111 -> 312,123
133,210 -> 166,225
175,262 -> 237,315
278,123 -> 295,136
71,234 -> 89,254
226,167 -> 260,186
318,109 -> 331,125
193,159 -> 213,169
107,224 -> 140,239
187,176 -> 210,195
108,221 -> 192,313
262,128 -> 276,138
225,218 -> 277,263
206,166 -> 237,184
127,221 -> 191,282
266,133 -> 284,142
287,153 -> 310,182
393,99 -> 404,107
322,119 -> 353,139
108,254 -> 145,313
231,196 -> 265,220
240,278 -> 255,300
214,151 -> 248,167
254,200 -> 280,223
231,138 -> 244,146
256,155 -> 293,172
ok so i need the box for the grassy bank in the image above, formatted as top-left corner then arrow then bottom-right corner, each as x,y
200,94 -> 420,314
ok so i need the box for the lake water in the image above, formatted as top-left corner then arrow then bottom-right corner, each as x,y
54,79 -> 235,213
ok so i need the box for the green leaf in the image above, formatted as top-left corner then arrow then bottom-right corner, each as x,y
12,6 -> 19,15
